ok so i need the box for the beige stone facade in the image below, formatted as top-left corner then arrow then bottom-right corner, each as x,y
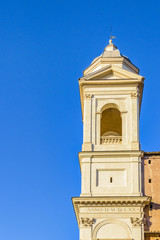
72,39 -> 153,240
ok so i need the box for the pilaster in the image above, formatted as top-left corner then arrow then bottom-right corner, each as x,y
131,87 -> 140,150
82,93 -> 92,151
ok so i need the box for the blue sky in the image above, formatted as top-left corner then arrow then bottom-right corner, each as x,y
0,0 -> 159,239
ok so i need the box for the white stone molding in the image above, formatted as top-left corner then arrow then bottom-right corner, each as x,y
73,196 -> 151,207
100,102 -> 121,113
96,98 -> 126,115
72,196 -> 151,226
80,217 -> 95,227
130,217 -> 144,227
92,219 -> 132,240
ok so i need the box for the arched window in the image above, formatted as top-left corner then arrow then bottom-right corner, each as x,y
101,107 -> 122,144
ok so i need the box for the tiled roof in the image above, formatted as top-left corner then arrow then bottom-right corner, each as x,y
144,151 -> 160,155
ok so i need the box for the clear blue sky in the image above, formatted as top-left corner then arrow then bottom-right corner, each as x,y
0,0 -> 159,239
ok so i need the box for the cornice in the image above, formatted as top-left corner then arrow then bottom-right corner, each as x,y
80,64 -> 143,81
83,57 -> 139,76
78,151 -> 143,172
123,57 -> 139,74
72,196 -> 151,205
79,150 -> 143,159
72,196 -> 151,227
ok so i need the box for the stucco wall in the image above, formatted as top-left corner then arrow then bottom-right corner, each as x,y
142,153 -> 160,233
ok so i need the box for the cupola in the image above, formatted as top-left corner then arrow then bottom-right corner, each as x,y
83,38 -> 139,76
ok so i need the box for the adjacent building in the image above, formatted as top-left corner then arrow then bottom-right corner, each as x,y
143,152 -> 160,239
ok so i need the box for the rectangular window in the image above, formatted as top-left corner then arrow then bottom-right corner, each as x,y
150,204 -> 153,210
148,160 -> 151,164
149,179 -> 152,183
110,177 -> 112,183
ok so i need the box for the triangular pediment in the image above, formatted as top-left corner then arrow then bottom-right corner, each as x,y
96,70 -> 127,80
82,65 -> 144,81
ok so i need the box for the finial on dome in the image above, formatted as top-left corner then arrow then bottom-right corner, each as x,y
109,39 -> 112,44
109,36 -> 116,44
102,35 -> 120,57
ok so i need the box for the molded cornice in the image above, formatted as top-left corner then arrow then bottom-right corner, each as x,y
72,196 -> 151,227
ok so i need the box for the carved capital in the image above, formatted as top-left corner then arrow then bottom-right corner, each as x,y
80,217 -> 95,227
84,94 -> 92,99
131,92 -> 140,98
131,86 -> 141,98
130,217 -> 145,227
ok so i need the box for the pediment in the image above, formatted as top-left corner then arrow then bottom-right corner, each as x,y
94,70 -> 127,80
82,65 -> 144,81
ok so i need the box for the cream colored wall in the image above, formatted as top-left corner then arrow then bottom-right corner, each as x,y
82,84 -> 140,151
80,152 -> 142,197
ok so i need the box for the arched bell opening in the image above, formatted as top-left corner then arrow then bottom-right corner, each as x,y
100,107 -> 122,144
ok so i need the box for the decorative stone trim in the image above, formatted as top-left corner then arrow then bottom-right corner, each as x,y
84,94 -> 92,99
101,136 -> 122,144
92,219 -> 132,240
72,197 -> 151,226
131,92 -> 140,98
80,217 -> 95,227
73,196 -> 151,207
130,217 -> 145,227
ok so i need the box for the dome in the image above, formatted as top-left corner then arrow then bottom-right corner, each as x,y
101,39 -> 121,57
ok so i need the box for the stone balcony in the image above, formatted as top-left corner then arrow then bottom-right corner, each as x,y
100,136 -> 122,144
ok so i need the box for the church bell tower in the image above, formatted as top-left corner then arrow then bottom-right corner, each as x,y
72,39 -> 151,240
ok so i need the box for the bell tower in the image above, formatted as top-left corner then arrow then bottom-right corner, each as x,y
72,39 -> 151,240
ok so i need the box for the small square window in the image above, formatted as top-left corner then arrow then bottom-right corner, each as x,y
149,179 -> 152,183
